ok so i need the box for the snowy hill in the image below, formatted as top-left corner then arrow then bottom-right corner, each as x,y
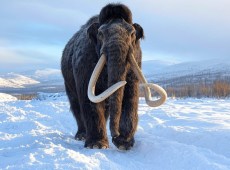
144,59 -> 230,81
142,60 -> 174,75
33,68 -> 62,84
0,94 -> 230,169
0,59 -> 230,95
0,93 -> 17,101
0,73 -> 39,88
142,59 -> 230,91
0,69 -> 64,94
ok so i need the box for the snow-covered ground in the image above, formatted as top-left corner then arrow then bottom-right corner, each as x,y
0,93 -> 230,170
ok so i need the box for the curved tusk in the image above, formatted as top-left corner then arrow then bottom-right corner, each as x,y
87,54 -> 127,103
129,54 -> 167,107
140,83 -> 167,107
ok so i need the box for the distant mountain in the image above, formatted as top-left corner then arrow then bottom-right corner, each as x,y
144,59 -> 230,79
32,68 -> 63,85
0,69 -> 64,94
0,93 -> 17,101
1,59 -> 230,94
142,60 -> 174,76
0,73 -> 39,88
143,59 -> 230,88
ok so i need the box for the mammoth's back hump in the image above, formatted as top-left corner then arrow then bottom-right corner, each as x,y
61,15 -> 102,94
61,15 -> 99,73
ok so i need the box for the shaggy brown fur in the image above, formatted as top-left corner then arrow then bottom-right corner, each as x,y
61,3 -> 144,150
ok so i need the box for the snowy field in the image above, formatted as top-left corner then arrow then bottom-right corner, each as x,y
0,93 -> 230,170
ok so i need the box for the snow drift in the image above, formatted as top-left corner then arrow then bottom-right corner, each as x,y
0,94 -> 229,169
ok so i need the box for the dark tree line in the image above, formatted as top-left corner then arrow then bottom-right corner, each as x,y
164,80 -> 230,98
142,73 -> 230,98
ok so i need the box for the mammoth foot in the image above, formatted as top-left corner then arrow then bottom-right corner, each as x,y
112,136 -> 135,150
75,131 -> 86,141
84,138 -> 109,149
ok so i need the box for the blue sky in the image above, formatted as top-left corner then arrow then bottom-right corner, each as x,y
0,0 -> 229,73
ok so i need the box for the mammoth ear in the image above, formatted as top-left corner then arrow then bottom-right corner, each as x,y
133,23 -> 144,41
87,23 -> 100,45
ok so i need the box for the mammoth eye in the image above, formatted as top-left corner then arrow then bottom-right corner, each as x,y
131,31 -> 136,39
97,31 -> 103,40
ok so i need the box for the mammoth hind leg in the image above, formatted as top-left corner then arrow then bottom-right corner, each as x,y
65,82 -> 86,140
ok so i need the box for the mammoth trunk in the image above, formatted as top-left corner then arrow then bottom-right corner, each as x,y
106,46 -> 128,138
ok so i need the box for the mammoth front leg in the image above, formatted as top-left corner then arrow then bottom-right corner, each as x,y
79,100 -> 109,149
112,71 -> 139,150
76,64 -> 109,149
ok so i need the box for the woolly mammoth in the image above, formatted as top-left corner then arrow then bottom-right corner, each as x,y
61,3 -> 167,150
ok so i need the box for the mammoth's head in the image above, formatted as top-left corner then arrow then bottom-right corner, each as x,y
88,3 -> 144,58
87,3 -> 167,107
